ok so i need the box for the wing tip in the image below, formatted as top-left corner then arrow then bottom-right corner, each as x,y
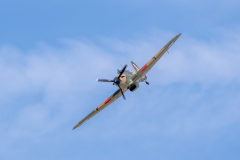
72,126 -> 77,130
72,124 -> 80,130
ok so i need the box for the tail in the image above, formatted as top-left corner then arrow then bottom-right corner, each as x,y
131,61 -> 149,85
131,61 -> 140,72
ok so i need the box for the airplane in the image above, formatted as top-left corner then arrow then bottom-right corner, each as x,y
73,33 -> 181,130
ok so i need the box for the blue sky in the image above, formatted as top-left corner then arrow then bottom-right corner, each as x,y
1,1 -> 240,160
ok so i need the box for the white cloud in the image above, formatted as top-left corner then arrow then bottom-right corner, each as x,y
0,31 -> 240,159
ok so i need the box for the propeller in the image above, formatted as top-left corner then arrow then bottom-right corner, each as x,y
96,64 -> 127,100
97,79 -> 114,82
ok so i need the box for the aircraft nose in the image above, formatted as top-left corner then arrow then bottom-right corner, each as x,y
114,77 -> 120,84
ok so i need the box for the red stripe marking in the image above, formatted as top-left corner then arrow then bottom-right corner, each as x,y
141,65 -> 147,71
104,98 -> 111,104
133,64 -> 139,71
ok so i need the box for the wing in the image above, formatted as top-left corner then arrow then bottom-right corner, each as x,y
73,88 -> 125,130
131,33 -> 181,84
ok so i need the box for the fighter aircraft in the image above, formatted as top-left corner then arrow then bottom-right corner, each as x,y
73,33 -> 181,130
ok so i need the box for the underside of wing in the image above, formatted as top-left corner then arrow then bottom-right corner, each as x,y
131,33 -> 181,84
73,88 -> 126,130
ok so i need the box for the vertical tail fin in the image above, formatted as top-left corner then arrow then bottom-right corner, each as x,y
131,61 -> 140,72
131,61 -> 149,85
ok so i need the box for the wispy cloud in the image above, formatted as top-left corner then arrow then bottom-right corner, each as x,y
0,30 -> 240,159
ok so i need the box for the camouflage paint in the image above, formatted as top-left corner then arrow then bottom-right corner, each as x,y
73,33 -> 181,130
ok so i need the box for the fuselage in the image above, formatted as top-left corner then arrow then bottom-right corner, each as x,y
115,69 -> 145,90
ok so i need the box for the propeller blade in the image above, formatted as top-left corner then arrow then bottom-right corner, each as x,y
119,87 -> 126,100
96,79 -> 114,82
118,64 -> 127,79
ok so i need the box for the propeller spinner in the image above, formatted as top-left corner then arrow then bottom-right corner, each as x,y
96,64 -> 127,100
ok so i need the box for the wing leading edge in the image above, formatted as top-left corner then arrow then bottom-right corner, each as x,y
73,88 -> 126,130
131,33 -> 181,84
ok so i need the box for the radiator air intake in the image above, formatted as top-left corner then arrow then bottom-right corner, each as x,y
129,83 -> 139,92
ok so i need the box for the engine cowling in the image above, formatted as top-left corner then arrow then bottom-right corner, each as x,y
129,83 -> 139,92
